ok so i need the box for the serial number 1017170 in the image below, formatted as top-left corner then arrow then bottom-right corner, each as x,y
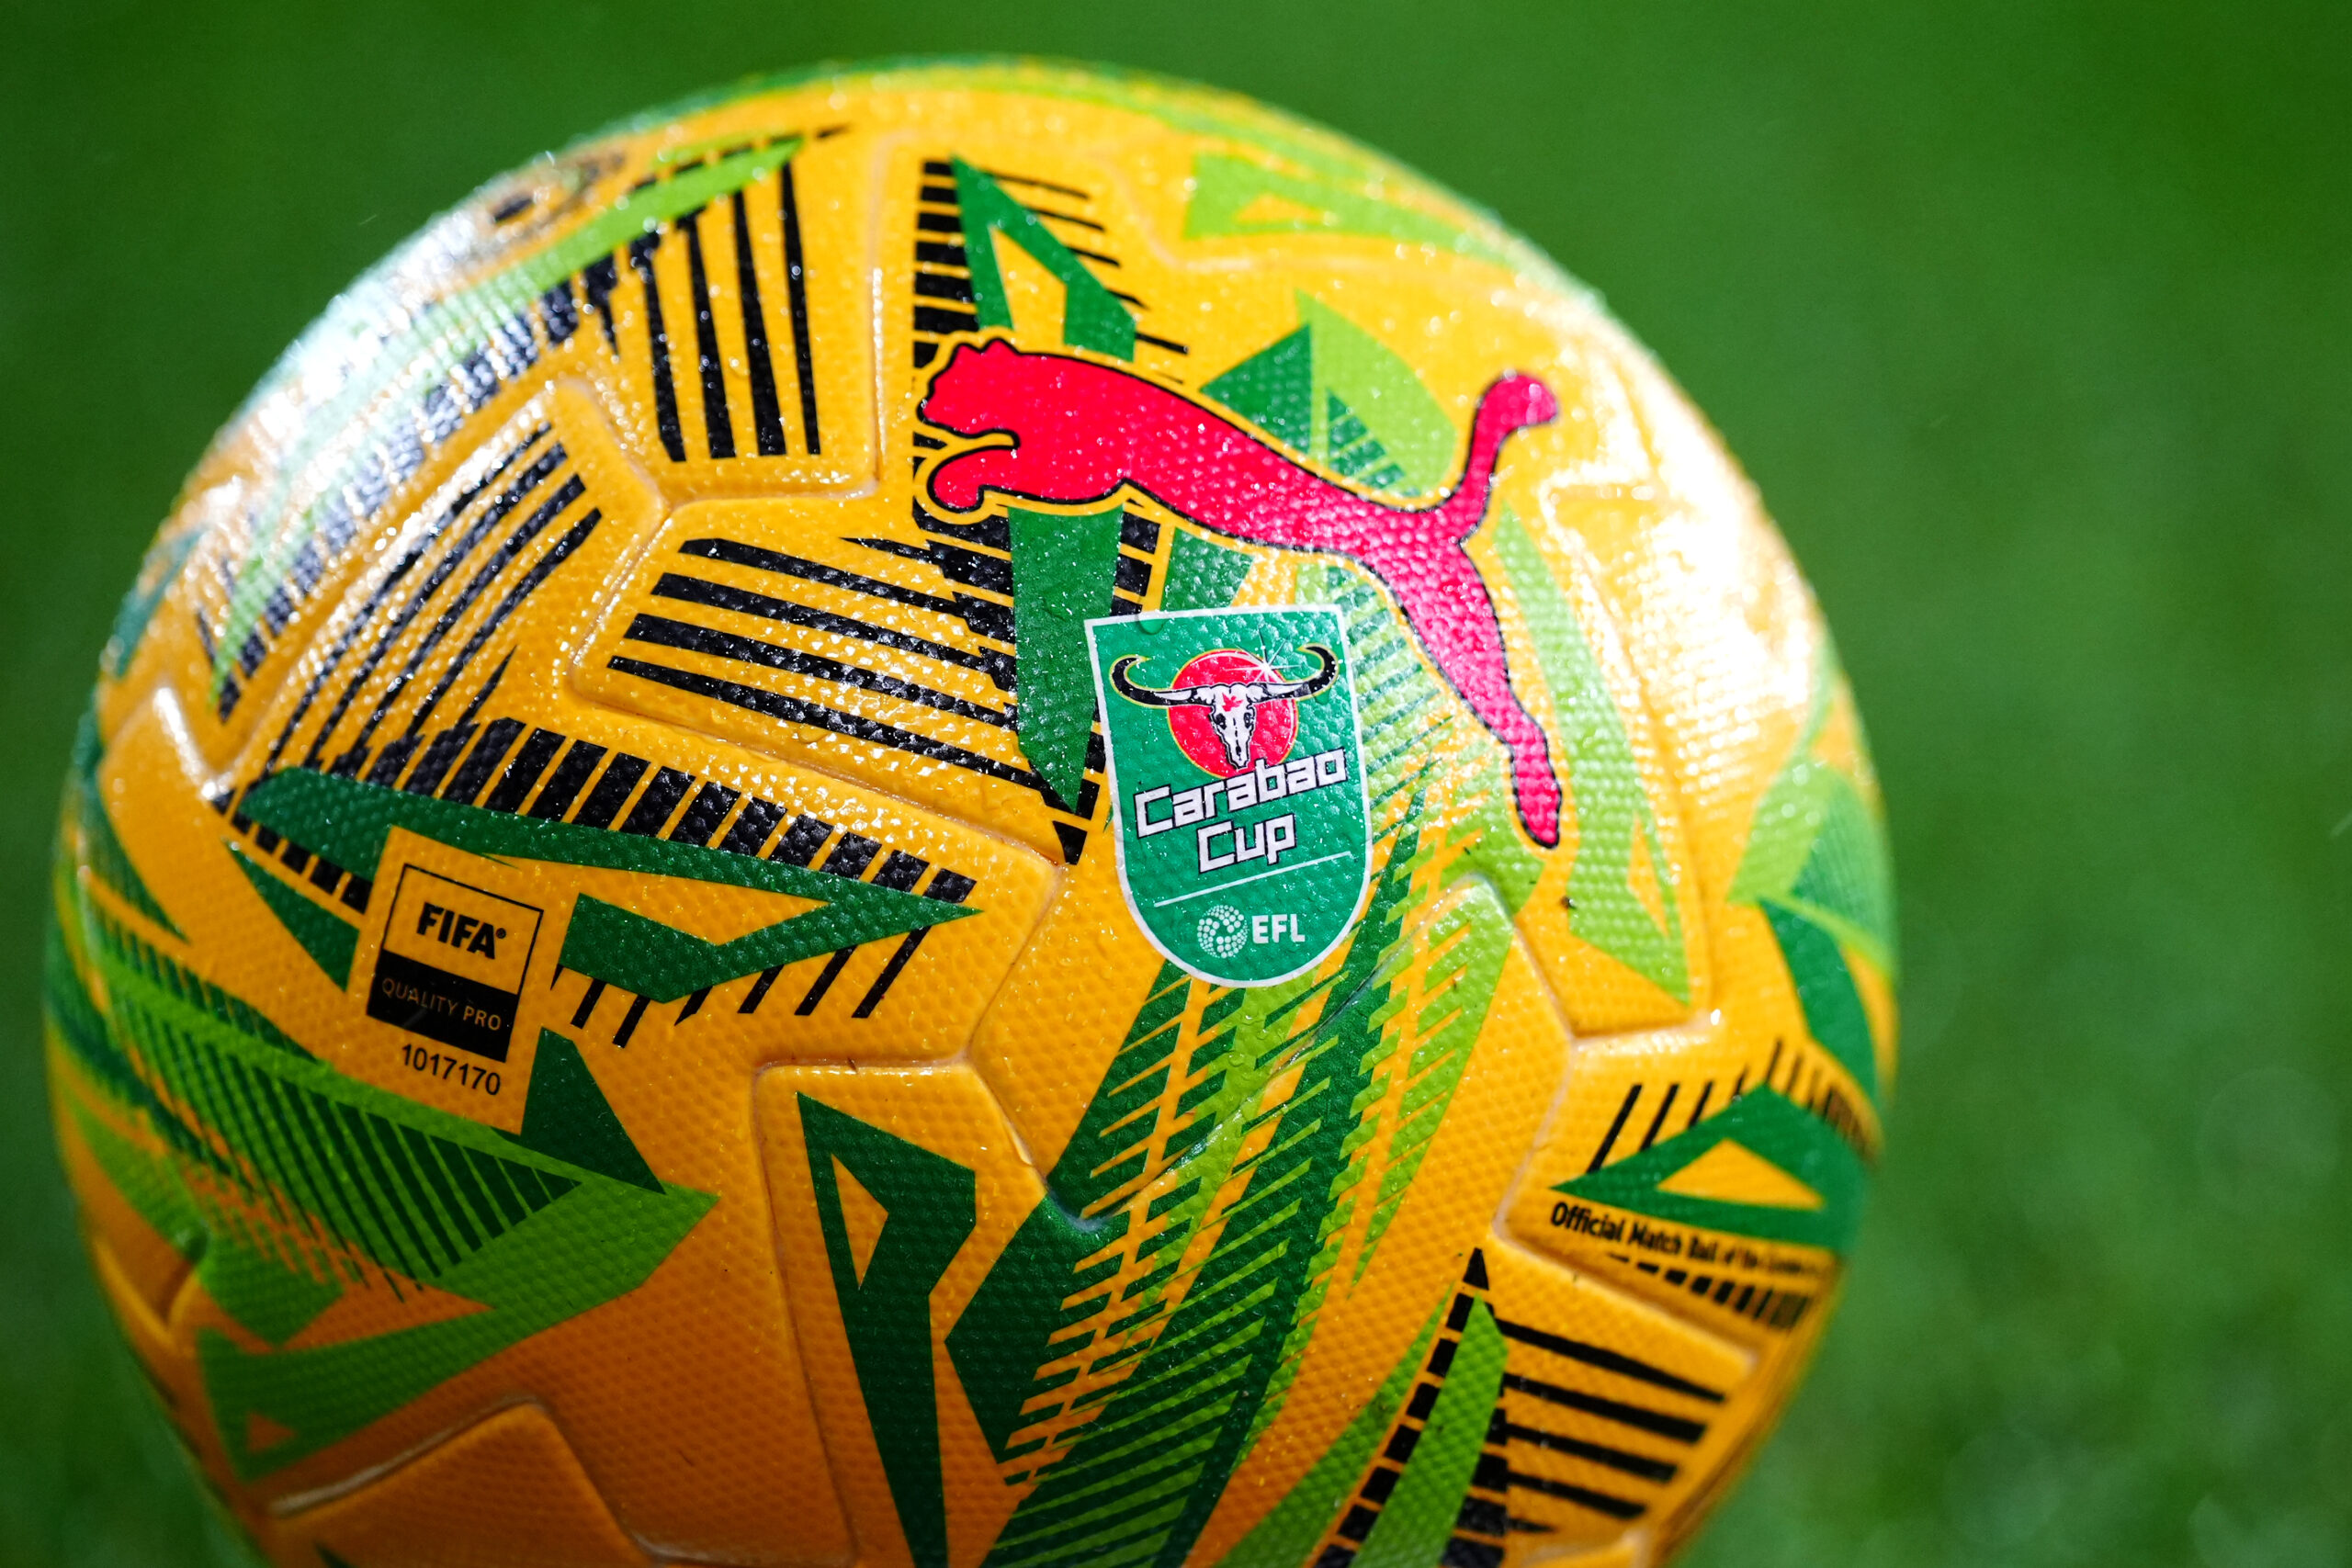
399,1042 -> 502,1096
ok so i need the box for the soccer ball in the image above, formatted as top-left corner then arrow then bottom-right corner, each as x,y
47,61 -> 1896,1568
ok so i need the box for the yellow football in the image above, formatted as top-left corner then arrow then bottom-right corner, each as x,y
47,60 -> 1896,1568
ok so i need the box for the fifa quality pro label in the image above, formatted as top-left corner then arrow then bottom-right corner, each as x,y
369,864 -> 544,1061
1089,605 -> 1371,987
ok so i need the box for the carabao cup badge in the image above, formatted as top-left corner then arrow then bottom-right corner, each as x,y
1087,605 -> 1372,987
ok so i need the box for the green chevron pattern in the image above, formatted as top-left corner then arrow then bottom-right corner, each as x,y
973,799 -> 1429,1568
49,868 -> 712,1480
804,1098 -> 978,1568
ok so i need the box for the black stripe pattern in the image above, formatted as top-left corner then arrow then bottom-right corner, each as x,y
906,158 -> 1186,369
1484,1285 -> 1718,1534
1309,1251 -> 1521,1568
1589,1062 -> 1868,1173
609,135 -> 834,465
1573,1064 -> 1859,1335
200,130 -> 844,717
1304,1248 -> 1724,1564
601,508 -> 1169,865
254,421 -> 599,792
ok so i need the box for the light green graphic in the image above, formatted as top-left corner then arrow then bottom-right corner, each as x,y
52,889 -> 712,1479
1186,153 -> 1520,272
1491,508 -> 1691,1002
802,1097 -> 976,1568
975,800 -> 1427,1568
198,1229 -> 347,1350
238,769 -> 973,1002
1203,294 -> 1457,497
1213,1300 -> 1444,1568
1557,1087 -> 1870,1253
45,780 -> 710,1475
636,62 -> 1577,289
65,1099 -> 206,1262
1730,649 -> 1897,974
1290,560 -> 1544,917
1354,885 -> 1512,1274
1089,606 -> 1370,987
1352,1300 -> 1507,1568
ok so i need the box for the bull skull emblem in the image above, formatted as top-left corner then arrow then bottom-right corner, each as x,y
1109,644 -> 1340,771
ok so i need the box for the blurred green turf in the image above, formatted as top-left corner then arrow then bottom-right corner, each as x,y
4,3 -> 2348,1564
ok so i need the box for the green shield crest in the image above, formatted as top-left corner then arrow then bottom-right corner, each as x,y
1086,606 -> 1370,986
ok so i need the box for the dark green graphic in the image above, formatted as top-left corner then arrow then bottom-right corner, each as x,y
239,769 -> 973,1002
69,706 -> 179,937
1162,529 -> 1255,615
1202,294 -> 1458,497
1089,606 -> 1370,987
103,525 -> 199,679
1007,504 -> 1126,811
229,840 -> 358,987
506,1030 -> 659,1192
1728,649 -> 1896,1102
947,809 -> 1479,1499
942,158 -> 1147,827
801,1097 -> 976,1568
1762,904 -> 1878,1103
1556,1087 -> 1869,1253
945,964 -> 1191,1464
953,156 -> 1136,359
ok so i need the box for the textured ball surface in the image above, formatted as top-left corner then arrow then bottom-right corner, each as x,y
47,61 -> 1897,1568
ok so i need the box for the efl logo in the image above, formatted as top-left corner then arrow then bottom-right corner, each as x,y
368,865 -> 543,1061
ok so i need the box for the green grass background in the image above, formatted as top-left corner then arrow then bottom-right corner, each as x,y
4,3 -> 2347,1563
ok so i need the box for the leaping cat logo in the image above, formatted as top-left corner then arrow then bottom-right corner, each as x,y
921,341 -> 1564,845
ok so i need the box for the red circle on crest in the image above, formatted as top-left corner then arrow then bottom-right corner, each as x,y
1162,649 -> 1300,779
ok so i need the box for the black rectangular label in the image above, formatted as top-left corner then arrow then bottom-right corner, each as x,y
368,948 -> 522,1061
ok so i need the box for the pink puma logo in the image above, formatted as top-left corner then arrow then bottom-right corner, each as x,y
921,340 -> 1564,846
